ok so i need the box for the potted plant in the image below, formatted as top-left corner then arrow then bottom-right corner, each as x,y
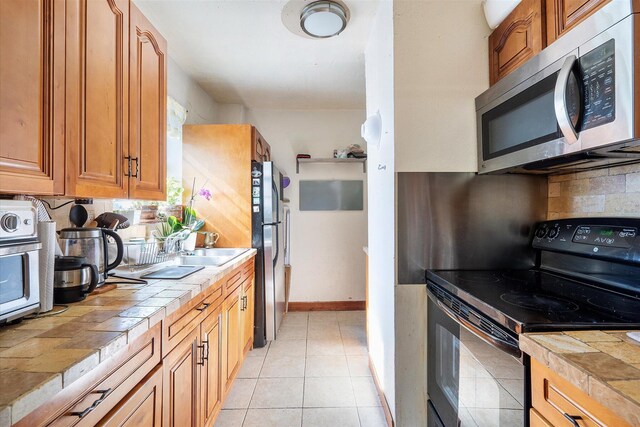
154,179 -> 211,251
159,177 -> 184,221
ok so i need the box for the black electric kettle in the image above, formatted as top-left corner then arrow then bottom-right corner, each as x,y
58,228 -> 124,286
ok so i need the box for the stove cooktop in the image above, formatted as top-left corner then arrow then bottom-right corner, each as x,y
426,269 -> 640,334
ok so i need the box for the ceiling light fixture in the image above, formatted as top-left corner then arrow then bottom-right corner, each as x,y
300,1 -> 349,38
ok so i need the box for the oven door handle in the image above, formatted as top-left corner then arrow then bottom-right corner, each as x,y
435,299 -> 522,359
554,55 -> 579,145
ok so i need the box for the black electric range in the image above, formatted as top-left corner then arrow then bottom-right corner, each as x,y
425,218 -> 640,427
427,217 -> 640,336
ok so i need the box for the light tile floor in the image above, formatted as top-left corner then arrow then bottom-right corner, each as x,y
215,311 -> 387,427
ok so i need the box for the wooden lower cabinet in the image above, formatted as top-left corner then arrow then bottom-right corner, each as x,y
98,366 -> 163,427
200,306 -> 223,427
242,277 -> 255,355
222,285 -> 243,394
530,358 -> 631,427
163,327 -> 199,427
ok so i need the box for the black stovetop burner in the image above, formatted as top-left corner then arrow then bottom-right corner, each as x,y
427,268 -> 640,333
426,218 -> 640,334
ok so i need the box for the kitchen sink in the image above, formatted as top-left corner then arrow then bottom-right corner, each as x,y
177,248 -> 250,267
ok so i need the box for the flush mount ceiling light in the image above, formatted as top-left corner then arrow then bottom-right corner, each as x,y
300,1 -> 349,38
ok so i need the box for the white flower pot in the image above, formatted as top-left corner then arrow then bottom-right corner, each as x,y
183,233 -> 197,251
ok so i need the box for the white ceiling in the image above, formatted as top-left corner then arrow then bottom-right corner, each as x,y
134,0 -> 379,110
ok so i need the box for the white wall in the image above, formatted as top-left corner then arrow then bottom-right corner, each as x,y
167,57 -> 220,180
245,109 -> 368,303
168,57 -> 219,125
364,0 -> 396,417
394,0 -> 491,173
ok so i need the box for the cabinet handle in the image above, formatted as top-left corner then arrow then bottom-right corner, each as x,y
562,413 -> 582,427
202,339 -> 209,361
196,302 -> 211,312
197,344 -> 206,365
70,388 -> 112,418
131,157 -> 139,178
124,156 -> 132,177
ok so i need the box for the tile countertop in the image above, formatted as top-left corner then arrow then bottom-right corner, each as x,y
0,249 -> 256,425
520,330 -> 640,426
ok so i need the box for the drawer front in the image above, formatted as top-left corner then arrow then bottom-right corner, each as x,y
30,324 -> 162,427
242,259 -> 254,281
97,365 -> 162,426
224,268 -> 243,295
531,359 -> 631,427
162,293 -> 207,357
530,408 -> 553,427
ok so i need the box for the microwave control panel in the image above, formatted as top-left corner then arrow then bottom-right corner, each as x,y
580,38 -> 615,131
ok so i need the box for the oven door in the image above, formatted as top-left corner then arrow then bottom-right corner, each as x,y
427,290 -> 526,427
0,244 -> 40,322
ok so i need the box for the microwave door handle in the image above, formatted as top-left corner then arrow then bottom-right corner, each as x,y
554,55 -> 579,144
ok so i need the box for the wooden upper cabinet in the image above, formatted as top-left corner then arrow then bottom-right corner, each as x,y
251,128 -> 271,162
129,4 -> 167,201
0,0 -> 65,195
488,0 -> 544,85
65,0 -> 130,198
546,0 -> 610,44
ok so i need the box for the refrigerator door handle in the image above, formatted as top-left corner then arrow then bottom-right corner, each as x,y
273,223 -> 279,266
272,179 -> 280,223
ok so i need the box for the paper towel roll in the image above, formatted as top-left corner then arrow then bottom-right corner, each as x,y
38,221 -> 56,313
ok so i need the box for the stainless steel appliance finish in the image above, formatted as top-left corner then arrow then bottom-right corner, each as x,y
0,200 -> 41,323
397,173 -> 547,284
475,1 -> 639,174
58,227 -> 124,286
427,295 -> 526,427
252,161 -> 286,346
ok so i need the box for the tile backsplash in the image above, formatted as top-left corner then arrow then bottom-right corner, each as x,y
547,163 -> 640,219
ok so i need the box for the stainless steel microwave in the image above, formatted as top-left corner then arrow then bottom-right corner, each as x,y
476,1 -> 639,174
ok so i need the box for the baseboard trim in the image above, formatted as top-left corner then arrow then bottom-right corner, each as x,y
287,301 -> 366,311
369,356 -> 395,427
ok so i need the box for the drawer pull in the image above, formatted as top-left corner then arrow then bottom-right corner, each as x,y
196,302 -> 211,312
563,413 -> 582,427
70,388 -> 112,418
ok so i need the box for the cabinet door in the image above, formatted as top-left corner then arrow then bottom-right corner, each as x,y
252,128 -> 271,162
163,327 -> 199,427
546,0 -> 610,44
242,278 -> 254,355
222,286 -> 242,394
129,4 -> 167,201
65,0 -> 129,198
199,306 -> 223,427
98,366 -> 162,427
488,0 -> 544,85
0,0 -> 65,195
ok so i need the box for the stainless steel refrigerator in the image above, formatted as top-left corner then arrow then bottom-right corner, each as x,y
251,161 -> 286,347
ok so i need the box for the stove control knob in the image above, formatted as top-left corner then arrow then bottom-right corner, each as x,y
535,227 -> 548,239
547,226 -> 560,239
1,213 -> 19,233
